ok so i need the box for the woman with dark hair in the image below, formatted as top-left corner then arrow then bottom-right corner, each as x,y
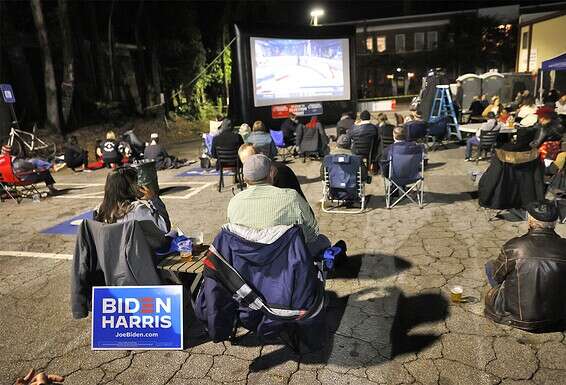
95,166 -> 170,232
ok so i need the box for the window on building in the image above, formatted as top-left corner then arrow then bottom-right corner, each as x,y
366,35 -> 373,52
377,36 -> 386,52
414,32 -> 425,51
522,31 -> 529,49
395,34 -> 405,53
427,31 -> 438,50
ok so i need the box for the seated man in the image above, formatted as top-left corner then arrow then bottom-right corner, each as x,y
227,154 -> 330,256
211,124 -> 244,160
238,143 -> 306,200
336,111 -> 354,137
465,111 -> 502,161
345,110 -> 380,163
64,135 -> 88,171
1,145 -> 58,194
484,201 -> 566,331
279,112 -> 299,145
381,126 -> 423,175
144,133 -> 186,170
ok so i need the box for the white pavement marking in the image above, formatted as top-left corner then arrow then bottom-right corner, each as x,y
0,251 -> 72,260
54,181 -> 214,200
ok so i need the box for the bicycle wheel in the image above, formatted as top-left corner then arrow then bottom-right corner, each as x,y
1,135 -> 27,158
31,142 -> 57,161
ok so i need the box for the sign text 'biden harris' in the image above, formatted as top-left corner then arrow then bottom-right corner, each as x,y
91,286 -> 183,350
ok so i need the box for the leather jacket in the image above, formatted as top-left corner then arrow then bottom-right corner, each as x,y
484,228 -> 566,331
530,119 -> 564,148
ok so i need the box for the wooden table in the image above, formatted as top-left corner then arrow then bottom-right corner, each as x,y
157,244 -> 208,293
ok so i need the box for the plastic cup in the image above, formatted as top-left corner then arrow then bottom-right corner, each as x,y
450,286 -> 463,303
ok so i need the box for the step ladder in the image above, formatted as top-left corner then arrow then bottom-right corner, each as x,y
429,85 -> 461,141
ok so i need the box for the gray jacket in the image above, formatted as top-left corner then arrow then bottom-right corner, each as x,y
71,219 -> 170,319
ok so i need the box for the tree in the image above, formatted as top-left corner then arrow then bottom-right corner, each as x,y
58,0 -> 74,127
30,0 -> 61,133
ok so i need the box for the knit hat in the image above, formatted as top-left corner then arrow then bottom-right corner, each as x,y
535,106 -> 556,119
527,200 -> 559,222
243,154 -> 271,182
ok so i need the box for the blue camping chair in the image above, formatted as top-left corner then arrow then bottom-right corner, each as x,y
270,130 -> 294,162
322,154 -> 366,213
426,116 -> 449,150
382,143 -> 425,209
404,120 -> 427,142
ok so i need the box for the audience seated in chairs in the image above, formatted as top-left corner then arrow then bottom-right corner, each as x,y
322,153 -> 366,213
64,136 -> 89,172
403,118 -> 427,142
238,144 -> 306,200
467,96 -> 486,122
238,123 -> 251,142
377,113 -> 395,149
482,96 -> 501,119
296,116 -> 329,159
381,127 -> 425,208
227,154 -> 331,257
484,201 -> 566,332
478,127 -> 544,211
465,112 -> 502,161
1,144 -> 58,195
194,223 -> 328,351
97,131 -> 124,168
211,124 -> 244,162
516,95 -> 537,123
245,121 -> 277,159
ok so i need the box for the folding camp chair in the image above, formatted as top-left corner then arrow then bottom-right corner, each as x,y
426,117 -> 449,151
404,120 -> 427,142
270,130 -> 294,162
321,154 -> 366,213
382,144 -> 425,209
0,155 -> 43,203
475,130 -> 498,164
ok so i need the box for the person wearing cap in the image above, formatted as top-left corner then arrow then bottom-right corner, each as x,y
484,200 -> 566,332
227,154 -> 330,256
530,106 -> 564,158
144,133 -> 172,170
1,145 -> 59,194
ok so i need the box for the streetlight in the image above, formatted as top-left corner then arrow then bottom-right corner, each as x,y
310,8 -> 324,26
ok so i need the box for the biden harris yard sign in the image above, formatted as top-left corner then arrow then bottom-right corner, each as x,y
91,286 -> 183,350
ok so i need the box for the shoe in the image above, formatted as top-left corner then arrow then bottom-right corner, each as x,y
465,158 -> 471,162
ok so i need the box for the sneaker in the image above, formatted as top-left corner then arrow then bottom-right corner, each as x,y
465,158 -> 472,162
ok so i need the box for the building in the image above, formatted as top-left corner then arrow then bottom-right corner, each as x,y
516,10 -> 566,73
327,2 -> 566,100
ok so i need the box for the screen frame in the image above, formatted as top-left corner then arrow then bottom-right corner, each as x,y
249,37 -> 351,107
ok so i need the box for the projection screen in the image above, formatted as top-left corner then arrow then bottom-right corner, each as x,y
250,37 -> 351,107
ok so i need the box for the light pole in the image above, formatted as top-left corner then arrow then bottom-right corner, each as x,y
310,8 -> 324,26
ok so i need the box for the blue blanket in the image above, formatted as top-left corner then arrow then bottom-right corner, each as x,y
177,167 -> 234,177
42,211 -> 94,235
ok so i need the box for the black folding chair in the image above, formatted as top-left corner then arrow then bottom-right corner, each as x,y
351,135 -> 375,168
380,124 -> 395,148
475,130 -> 498,163
215,146 -> 243,192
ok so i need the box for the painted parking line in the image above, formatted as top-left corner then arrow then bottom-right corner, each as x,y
54,181 -> 215,200
0,251 -> 72,260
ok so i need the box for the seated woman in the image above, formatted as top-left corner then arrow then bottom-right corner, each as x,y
94,166 -> 171,233
296,116 -> 329,157
245,121 -> 277,159
64,136 -> 88,171
97,131 -> 124,168
478,127 -> 544,210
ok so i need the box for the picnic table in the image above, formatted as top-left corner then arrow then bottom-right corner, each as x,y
157,244 -> 208,293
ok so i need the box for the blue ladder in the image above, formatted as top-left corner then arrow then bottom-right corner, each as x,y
429,85 -> 461,140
